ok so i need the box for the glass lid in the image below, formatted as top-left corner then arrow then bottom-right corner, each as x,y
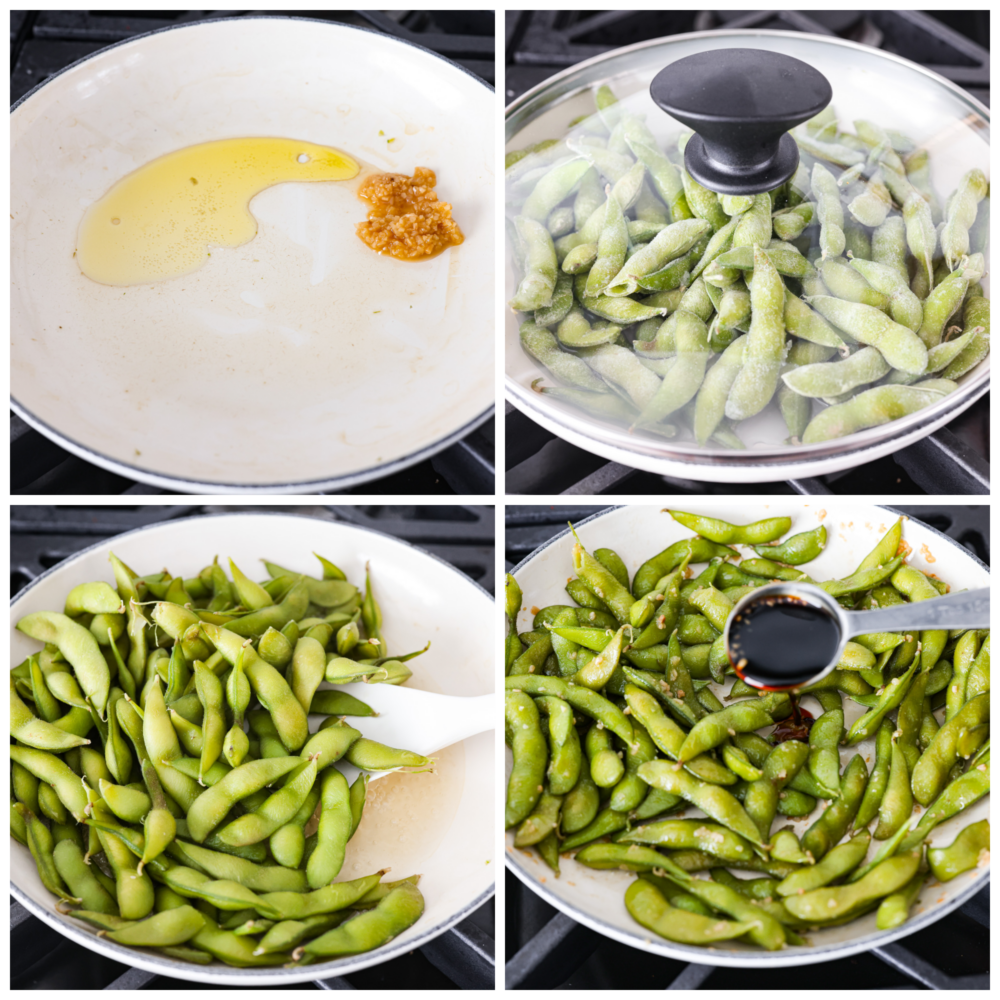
504,31 -> 989,476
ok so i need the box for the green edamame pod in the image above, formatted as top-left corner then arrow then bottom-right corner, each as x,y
678,692 -> 790,762
752,524 -> 827,565
617,817 -> 757,864
166,839 -> 308,893
941,168 -> 988,269
854,718 -> 894,830
289,636 -> 327,716
637,760 -> 767,853
348,772 -> 369,839
201,623 -> 308,751
743,739 -> 811,842
106,905 -> 207,947
514,789 -> 563,848
344,737 -> 428,773
899,751 -> 989,853
783,852 -> 920,923
652,855 -> 787,950
800,753 -> 868,860
217,756 -> 319,848
807,690 -> 843,798
303,767 -> 352,890
927,818 -> 989,881
27,655 -> 63,722
609,721 -> 657,813
10,746 -> 89,823
17,612 -> 111,720
258,626 -> 293,668
625,877 -> 756,945
873,735 -> 914,841
17,803 -> 81,904
186,756 -> 303,843
52,838 -> 118,913
536,695 -> 582,795
560,765 -> 601,835
308,690 -> 376,718
666,510 -> 791,546
10,675 -> 91,752
505,690 -> 546,828
584,723 -> 624,788
293,881 -> 424,959
875,867 -> 926,930
511,217 -> 558,311
910,692 -> 990,806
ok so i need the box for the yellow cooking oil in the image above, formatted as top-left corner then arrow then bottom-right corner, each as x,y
77,137 -> 360,286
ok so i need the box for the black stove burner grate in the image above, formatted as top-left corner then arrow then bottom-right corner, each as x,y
12,504 -> 496,596
12,9 -> 494,104
505,10 -> 990,496
506,10 -> 988,102
504,504 -> 989,989
11,10 -> 495,496
11,504 -> 495,990
11,412 -> 495,496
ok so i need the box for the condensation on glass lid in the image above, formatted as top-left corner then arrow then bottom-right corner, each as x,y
76,137 -> 360,287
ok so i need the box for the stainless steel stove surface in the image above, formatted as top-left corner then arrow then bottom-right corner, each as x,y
11,504 -> 495,990
11,10 -> 495,496
504,503 -> 989,989
505,10 -> 990,496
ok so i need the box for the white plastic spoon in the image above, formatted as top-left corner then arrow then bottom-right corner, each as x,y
319,683 -> 495,786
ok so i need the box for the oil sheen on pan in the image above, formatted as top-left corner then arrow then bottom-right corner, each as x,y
76,137 -> 360,286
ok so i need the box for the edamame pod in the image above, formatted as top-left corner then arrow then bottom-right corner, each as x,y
293,882 -> 424,958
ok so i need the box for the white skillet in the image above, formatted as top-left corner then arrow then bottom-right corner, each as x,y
11,512 -> 495,983
11,17 -> 495,492
506,503 -> 990,968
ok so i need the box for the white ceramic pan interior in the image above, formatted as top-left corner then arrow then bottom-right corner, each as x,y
11,17 -> 495,492
11,512 -> 494,984
506,503 -> 989,967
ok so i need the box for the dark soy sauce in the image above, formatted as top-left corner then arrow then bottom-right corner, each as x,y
772,705 -> 814,743
727,594 -> 841,691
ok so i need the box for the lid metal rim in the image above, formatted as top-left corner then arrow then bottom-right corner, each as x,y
504,373 -> 989,474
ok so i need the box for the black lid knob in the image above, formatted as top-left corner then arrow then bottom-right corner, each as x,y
650,48 -> 832,195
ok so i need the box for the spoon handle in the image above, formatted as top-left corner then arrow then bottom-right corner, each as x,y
844,588 -> 990,636
422,693 -> 496,753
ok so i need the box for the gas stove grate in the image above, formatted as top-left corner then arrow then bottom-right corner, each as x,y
12,9 -> 494,104
12,504 -> 496,597
506,10 -> 988,101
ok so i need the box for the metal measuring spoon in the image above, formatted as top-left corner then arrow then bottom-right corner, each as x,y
724,582 -> 990,690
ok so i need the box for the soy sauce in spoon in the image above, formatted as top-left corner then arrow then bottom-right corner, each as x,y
726,593 -> 841,741
727,593 -> 841,691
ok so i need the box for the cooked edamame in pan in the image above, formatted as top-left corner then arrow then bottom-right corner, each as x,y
505,512 -> 990,950
12,551 -> 429,967
508,86 -> 989,447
